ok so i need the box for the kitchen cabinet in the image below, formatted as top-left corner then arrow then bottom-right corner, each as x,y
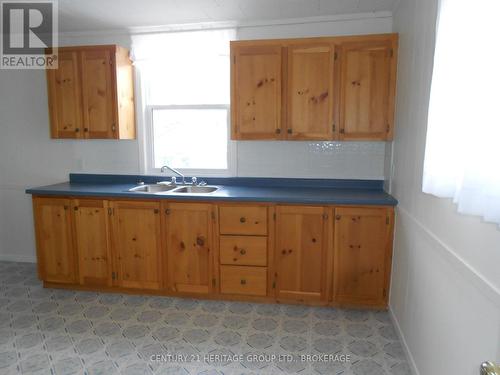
31,195 -> 395,309
230,34 -> 398,141
231,44 -> 283,139
287,43 -> 335,139
338,41 -> 397,140
275,205 -> 330,302
110,200 -> 162,290
72,199 -> 112,286
333,207 -> 394,307
164,202 -> 214,294
33,197 -> 77,283
46,45 -> 135,139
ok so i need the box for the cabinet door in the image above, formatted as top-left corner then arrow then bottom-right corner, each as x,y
165,203 -> 213,294
231,44 -> 282,139
111,201 -> 162,290
72,199 -> 112,286
333,207 -> 393,307
46,51 -> 83,138
275,206 -> 329,302
33,197 -> 77,283
287,44 -> 335,139
338,41 -> 397,140
81,48 -> 116,138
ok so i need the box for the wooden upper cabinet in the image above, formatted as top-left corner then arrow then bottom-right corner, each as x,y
333,207 -> 394,307
231,44 -> 282,139
230,34 -> 397,141
46,51 -> 83,138
111,201 -> 162,290
80,49 -> 115,138
46,45 -> 135,139
275,205 -> 330,302
338,39 -> 397,140
164,203 -> 214,294
72,199 -> 112,287
287,43 -> 335,139
33,197 -> 77,284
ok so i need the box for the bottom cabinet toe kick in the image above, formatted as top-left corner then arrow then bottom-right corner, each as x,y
31,196 -> 394,309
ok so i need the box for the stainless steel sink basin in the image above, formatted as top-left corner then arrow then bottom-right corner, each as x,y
172,186 -> 219,194
128,184 -> 177,193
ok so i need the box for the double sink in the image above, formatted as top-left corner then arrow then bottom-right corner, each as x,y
128,183 -> 219,195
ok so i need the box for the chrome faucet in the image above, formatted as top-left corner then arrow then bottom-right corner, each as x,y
160,165 -> 199,185
160,165 -> 185,185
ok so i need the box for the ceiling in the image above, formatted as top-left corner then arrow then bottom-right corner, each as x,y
58,0 -> 399,33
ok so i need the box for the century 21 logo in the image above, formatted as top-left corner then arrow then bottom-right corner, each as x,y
1,0 -> 58,69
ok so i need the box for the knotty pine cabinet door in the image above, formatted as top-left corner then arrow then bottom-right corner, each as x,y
80,48 -> 116,139
33,197 -> 77,283
164,203 -> 214,294
275,205 -> 330,302
333,207 -> 394,307
72,199 -> 112,286
110,201 -> 163,290
46,51 -> 83,138
338,40 -> 397,140
287,43 -> 335,139
231,44 -> 283,139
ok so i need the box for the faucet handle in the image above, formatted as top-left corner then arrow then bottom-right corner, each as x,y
171,176 -> 177,184
191,177 -> 197,185
198,180 -> 207,186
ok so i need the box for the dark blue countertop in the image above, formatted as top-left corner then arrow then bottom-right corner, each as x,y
26,174 -> 398,206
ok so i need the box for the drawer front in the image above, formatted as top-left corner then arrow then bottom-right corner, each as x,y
219,206 -> 268,235
220,236 -> 267,266
220,266 -> 267,296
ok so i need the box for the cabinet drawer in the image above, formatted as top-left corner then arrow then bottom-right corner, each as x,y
220,236 -> 267,266
219,206 -> 268,235
220,266 -> 267,296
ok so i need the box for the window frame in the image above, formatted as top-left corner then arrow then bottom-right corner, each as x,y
144,104 -> 237,177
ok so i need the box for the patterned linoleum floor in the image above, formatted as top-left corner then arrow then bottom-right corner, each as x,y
0,261 -> 411,375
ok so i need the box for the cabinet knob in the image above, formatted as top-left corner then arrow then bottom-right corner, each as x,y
275,128 -> 281,134
239,249 -> 246,255
287,128 -> 292,134
336,215 -> 341,220
240,279 -> 247,285
75,128 -> 80,133
239,217 -> 246,223
84,128 -> 89,133
282,249 -> 287,255
196,236 -> 205,247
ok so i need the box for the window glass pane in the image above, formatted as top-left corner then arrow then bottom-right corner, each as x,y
152,108 -> 228,170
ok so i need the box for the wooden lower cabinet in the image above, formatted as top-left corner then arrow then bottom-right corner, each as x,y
33,197 -> 77,284
275,205 -> 330,302
164,202 -> 214,294
31,196 -> 394,309
72,199 -> 112,286
333,207 -> 393,307
110,200 -> 162,290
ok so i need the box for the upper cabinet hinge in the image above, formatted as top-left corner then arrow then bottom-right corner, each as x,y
323,213 -> 328,220
273,212 -> 276,221
108,207 -> 113,216
386,216 -> 390,225
389,49 -> 394,58
233,55 -> 236,64
334,51 -> 338,60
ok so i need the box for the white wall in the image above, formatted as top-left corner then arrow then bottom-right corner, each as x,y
0,14 -> 392,262
390,0 -> 500,374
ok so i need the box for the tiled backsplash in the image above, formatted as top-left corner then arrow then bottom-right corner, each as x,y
236,141 -> 386,179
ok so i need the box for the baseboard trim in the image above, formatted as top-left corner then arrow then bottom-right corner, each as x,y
389,307 -> 420,375
0,254 -> 36,263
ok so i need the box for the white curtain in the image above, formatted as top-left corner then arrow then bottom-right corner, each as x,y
422,0 -> 500,224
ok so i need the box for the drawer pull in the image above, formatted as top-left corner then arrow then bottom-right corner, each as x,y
240,279 -> 247,285
240,249 -> 246,255
282,249 -> 286,255
196,236 -> 205,247
240,217 -> 246,223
